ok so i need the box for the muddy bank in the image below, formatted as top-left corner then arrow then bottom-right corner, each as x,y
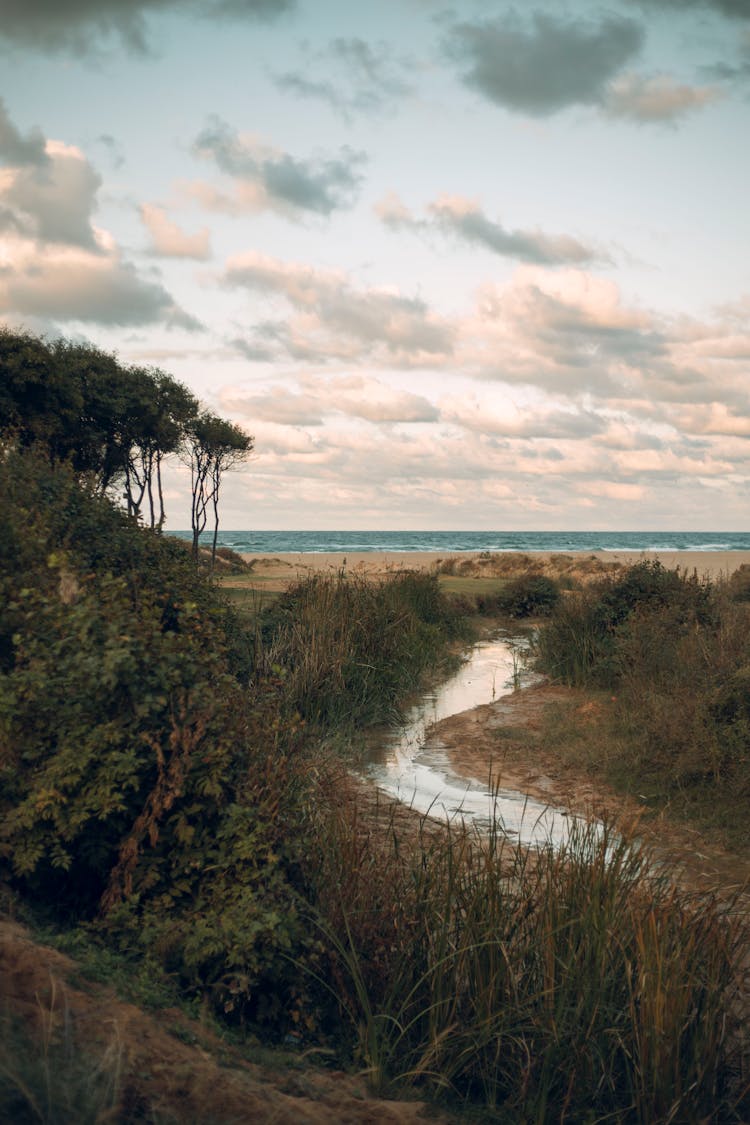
437,682 -> 750,899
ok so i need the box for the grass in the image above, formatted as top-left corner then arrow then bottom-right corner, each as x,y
300,792 -> 749,1121
257,569 -> 467,729
0,981 -> 124,1124
6,490 -> 750,1122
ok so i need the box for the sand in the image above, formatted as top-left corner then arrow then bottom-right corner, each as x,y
240,549 -> 750,581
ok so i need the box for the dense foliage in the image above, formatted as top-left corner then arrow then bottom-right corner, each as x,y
0,327 -> 251,553
0,447 -> 462,1029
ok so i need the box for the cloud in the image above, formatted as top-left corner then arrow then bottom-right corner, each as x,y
441,394 -> 606,439
575,480 -> 645,501
221,387 -> 325,426
190,117 -> 366,218
0,98 -> 48,166
222,251 -> 454,363
674,402 -> 750,437
318,375 -> 439,423
605,73 -> 721,122
274,36 -> 414,120
629,0 -> 750,20
704,33 -> 750,83
208,267 -> 750,530
220,375 -> 439,427
140,203 -> 211,259
377,192 -> 602,266
0,239 -> 201,328
95,133 -> 125,168
0,0 -> 294,56
445,12 -> 643,115
0,139 -> 102,249
461,267 -> 669,396
0,104 -> 199,330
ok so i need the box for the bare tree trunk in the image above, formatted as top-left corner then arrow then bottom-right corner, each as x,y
146,449 -> 156,529
155,451 -> 166,532
210,467 -> 220,573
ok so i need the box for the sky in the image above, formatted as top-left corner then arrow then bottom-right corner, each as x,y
1,0 -> 749,531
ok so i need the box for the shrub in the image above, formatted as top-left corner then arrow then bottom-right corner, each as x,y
498,572 -> 560,617
536,560 -> 716,687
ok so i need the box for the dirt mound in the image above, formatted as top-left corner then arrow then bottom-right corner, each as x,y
0,917 -> 451,1124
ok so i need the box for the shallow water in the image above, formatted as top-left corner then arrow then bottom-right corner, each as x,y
363,637 -> 577,847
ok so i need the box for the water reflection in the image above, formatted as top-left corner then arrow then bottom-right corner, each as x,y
363,637 -> 577,848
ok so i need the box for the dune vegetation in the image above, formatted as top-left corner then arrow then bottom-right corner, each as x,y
535,559 -> 750,847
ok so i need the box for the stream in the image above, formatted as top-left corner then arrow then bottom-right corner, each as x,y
363,636 -> 577,848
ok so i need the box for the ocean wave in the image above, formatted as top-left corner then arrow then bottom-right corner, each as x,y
167,530 -> 750,554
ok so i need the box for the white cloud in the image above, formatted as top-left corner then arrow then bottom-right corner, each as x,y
0,236 -> 200,328
222,251 -> 454,364
605,73 -> 721,122
140,203 -> 211,259
0,106 -> 199,329
377,193 -> 603,266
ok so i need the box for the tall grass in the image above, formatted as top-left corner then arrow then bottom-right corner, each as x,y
301,791 -> 749,1121
258,569 -> 464,729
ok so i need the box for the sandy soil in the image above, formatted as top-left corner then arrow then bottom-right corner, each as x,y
435,682 -> 750,900
0,916 -> 451,1124
240,549 -> 750,584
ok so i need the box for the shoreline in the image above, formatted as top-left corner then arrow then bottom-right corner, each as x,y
240,549 -> 750,581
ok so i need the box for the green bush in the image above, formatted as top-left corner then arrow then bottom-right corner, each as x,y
536,560 -> 750,836
536,560 -> 716,687
498,572 -> 560,617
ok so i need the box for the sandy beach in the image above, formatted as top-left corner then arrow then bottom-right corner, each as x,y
240,549 -> 750,582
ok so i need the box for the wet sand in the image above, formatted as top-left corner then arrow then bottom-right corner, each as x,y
240,549 -> 750,581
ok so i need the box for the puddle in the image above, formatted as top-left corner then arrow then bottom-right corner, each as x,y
363,637 -> 578,848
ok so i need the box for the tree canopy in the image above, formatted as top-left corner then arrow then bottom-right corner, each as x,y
0,327 -> 253,545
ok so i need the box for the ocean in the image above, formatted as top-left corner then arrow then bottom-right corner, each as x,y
167,530 -> 750,554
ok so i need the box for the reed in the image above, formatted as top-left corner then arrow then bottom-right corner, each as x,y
0,980 -> 124,1124
302,796 -> 749,1121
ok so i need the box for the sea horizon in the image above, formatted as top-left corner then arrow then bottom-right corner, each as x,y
167,530 -> 750,554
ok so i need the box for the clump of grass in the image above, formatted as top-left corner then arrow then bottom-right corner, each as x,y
259,569 -> 465,729
0,981 -> 124,1124
302,798 -> 749,1120
212,545 -> 251,572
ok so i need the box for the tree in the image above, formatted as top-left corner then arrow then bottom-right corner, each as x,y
1,329 -> 250,540
184,412 -> 253,566
0,329 -> 82,458
117,366 -> 198,530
